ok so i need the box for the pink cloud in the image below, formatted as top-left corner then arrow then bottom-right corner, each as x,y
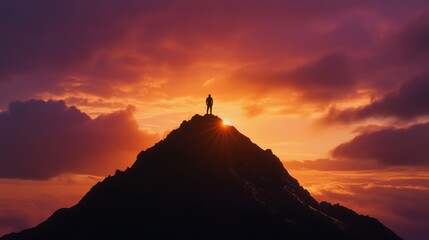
0,100 -> 158,179
285,121 -> 429,172
0,1 -> 428,109
332,122 -> 429,166
324,74 -> 429,123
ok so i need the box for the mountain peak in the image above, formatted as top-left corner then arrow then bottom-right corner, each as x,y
131,113 -> 300,195
1,115 -> 402,240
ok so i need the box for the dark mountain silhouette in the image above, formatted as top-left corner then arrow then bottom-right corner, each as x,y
1,114 -> 401,240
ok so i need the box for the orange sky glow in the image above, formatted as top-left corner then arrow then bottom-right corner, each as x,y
1,1 -> 429,239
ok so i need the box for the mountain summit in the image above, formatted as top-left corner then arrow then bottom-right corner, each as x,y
2,114 -> 401,239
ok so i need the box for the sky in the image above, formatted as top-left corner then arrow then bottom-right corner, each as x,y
1,0 -> 429,239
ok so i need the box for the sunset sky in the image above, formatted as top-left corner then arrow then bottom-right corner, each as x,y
1,1 -> 429,239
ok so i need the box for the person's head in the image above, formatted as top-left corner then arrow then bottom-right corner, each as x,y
209,94 -> 211,97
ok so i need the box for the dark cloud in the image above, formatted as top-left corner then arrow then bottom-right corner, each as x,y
286,52 -> 356,101
399,13 -> 429,60
324,74 -> 429,123
0,0 -> 143,77
285,122 -> 429,171
0,100 -> 158,179
357,12 -> 429,92
377,12 -> 429,67
2,0 -> 429,107
228,52 -> 357,104
0,0 -> 428,117
332,122 -> 429,166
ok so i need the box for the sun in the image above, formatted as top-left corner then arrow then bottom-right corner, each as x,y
222,119 -> 231,126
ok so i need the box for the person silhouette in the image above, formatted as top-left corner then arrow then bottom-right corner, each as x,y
206,94 -> 213,115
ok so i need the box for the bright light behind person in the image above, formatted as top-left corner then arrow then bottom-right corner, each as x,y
222,119 -> 231,126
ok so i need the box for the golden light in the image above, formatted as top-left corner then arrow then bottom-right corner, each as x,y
222,119 -> 231,126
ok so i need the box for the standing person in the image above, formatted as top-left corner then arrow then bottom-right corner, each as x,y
206,94 -> 213,115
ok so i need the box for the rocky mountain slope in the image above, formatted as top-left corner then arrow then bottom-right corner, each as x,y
1,114 -> 402,240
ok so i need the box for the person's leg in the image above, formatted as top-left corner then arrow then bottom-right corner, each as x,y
209,105 -> 212,114
206,105 -> 209,114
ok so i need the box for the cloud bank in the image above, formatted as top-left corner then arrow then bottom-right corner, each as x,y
324,74 -> 429,123
332,123 -> 429,166
1,0 -> 429,113
0,100 -> 158,179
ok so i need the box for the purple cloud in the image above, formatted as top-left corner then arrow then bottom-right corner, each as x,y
1,1 -> 429,108
324,74 -> 429,123
228,52 -> 357,103
286,52 -> 356,101
332,122 -> 429,166
0,100 -> 158,179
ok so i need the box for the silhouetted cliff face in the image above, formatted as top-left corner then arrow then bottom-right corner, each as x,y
2,114 -> 402,240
